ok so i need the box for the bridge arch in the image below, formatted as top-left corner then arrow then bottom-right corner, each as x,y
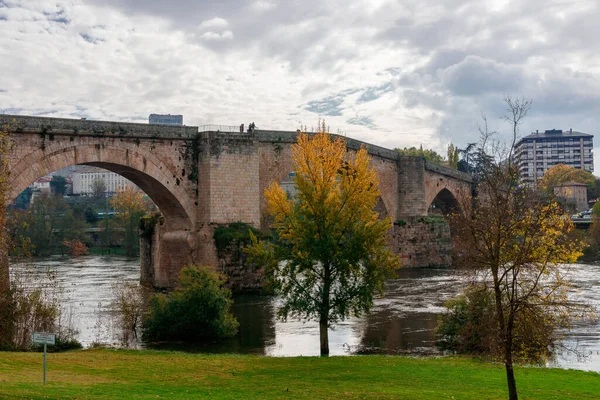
8,142 -> 195,230
428,188 -> 461,216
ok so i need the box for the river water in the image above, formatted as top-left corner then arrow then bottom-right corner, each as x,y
12,256 -> 600,372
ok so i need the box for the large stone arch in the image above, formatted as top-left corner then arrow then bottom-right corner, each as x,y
8,142 -> 195,230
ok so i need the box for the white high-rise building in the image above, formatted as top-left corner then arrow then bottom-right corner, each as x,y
515,129 -> 594,185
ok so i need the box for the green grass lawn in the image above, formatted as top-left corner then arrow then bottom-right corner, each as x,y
0,350 -> 598,399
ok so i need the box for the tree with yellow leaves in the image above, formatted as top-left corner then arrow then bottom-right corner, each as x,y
537,163 -> 595,194
247,123 -> 399,356
450,97 -> 588,400
110,186 -> 149,257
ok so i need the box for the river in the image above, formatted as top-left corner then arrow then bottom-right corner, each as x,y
11,256 -> 600,372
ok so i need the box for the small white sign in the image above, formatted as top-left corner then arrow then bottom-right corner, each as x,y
33,332 -> 56,345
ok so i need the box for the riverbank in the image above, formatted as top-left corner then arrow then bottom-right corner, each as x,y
0,350 -> 598,399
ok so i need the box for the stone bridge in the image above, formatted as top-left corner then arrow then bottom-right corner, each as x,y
0,115 -> 472,290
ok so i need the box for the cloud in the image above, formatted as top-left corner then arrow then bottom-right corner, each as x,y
198,17 -> 228,29
200,30 -> 233,40
251,1 -> 276,12
1,0 -> 600,173
347,116 -> 376,129
438,56 -> 525,96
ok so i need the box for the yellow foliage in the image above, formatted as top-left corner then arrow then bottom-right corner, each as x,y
537,164 -> 595,193
109,186 -> 146,219
250,123 -> 399,355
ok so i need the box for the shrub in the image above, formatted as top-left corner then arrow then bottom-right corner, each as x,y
63,239 -> 88,257
437,284 -> 569,364
143,266 -> 239,342
0,269 -> 81,352
111,282 -> 151,345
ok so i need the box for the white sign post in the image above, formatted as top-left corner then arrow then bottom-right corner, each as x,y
33,332 -> 56,385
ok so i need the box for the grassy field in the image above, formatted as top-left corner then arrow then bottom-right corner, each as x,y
0,350 -> 598,399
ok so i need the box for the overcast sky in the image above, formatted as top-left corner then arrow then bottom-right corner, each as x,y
1,0 -> 599,172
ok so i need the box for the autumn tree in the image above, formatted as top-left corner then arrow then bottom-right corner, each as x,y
450,97 -> 587,400
537,164 -> 595,195
110,186 -> 148,257
247,124 -> 399,356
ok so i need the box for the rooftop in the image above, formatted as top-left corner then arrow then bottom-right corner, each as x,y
517,129 -> 593,145
554,181 -> 589,187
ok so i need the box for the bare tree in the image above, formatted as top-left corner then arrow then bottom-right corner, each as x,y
91,178 -> 107,198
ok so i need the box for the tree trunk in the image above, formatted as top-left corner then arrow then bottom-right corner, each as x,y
505,360 -> 518,400
319,317 -> 329,356
504,319 -> 518,400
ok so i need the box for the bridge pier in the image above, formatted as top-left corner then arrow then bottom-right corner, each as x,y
140,221 -> 200,289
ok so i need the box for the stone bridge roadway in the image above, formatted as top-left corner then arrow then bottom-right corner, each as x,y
0,115 -> 472,290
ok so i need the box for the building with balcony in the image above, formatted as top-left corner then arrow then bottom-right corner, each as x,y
515,129 -> 594,186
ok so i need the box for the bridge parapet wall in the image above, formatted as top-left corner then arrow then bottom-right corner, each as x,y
424,161 -> 474,183
0,114 -> 197,139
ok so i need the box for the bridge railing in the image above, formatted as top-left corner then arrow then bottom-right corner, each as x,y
198,124 -> 243,133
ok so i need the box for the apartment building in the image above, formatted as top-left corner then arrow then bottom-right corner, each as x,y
72,166 -> 136,195
515,129 -> 594,185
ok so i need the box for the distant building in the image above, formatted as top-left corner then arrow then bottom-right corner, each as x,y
72,166 -> 136,195
149,114 -> 183,126
554,181 -> 588,213
30,176 -> 52,194
516,129 -> 594,186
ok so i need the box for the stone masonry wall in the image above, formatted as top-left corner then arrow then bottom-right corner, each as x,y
397,156 -> 427,217
208,135 -> 261,226
390,216 -> 453,268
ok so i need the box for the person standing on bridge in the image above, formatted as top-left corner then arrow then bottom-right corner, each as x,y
240,123 -> 244,133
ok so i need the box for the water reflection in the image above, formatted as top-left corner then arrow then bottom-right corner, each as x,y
11,257 -> 600,372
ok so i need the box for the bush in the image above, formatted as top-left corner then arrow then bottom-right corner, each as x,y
436,284 -> 568,364
143,266 -> 239,342
0,268 -> 82,352
111,282 -> 151,345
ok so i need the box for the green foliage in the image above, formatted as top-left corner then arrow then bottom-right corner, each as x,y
213,222 -> 268,260
139,213 -> 161,239
417,216 -> 446,224
395,145 -> 445,164
84,207 -> 99,224
143,266 -> 239,342
7,194 -> 85,256
50,175 -> 67,196
447,143 -> 459,169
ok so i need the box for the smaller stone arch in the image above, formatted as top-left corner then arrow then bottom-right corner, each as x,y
428,188 -> 461,216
